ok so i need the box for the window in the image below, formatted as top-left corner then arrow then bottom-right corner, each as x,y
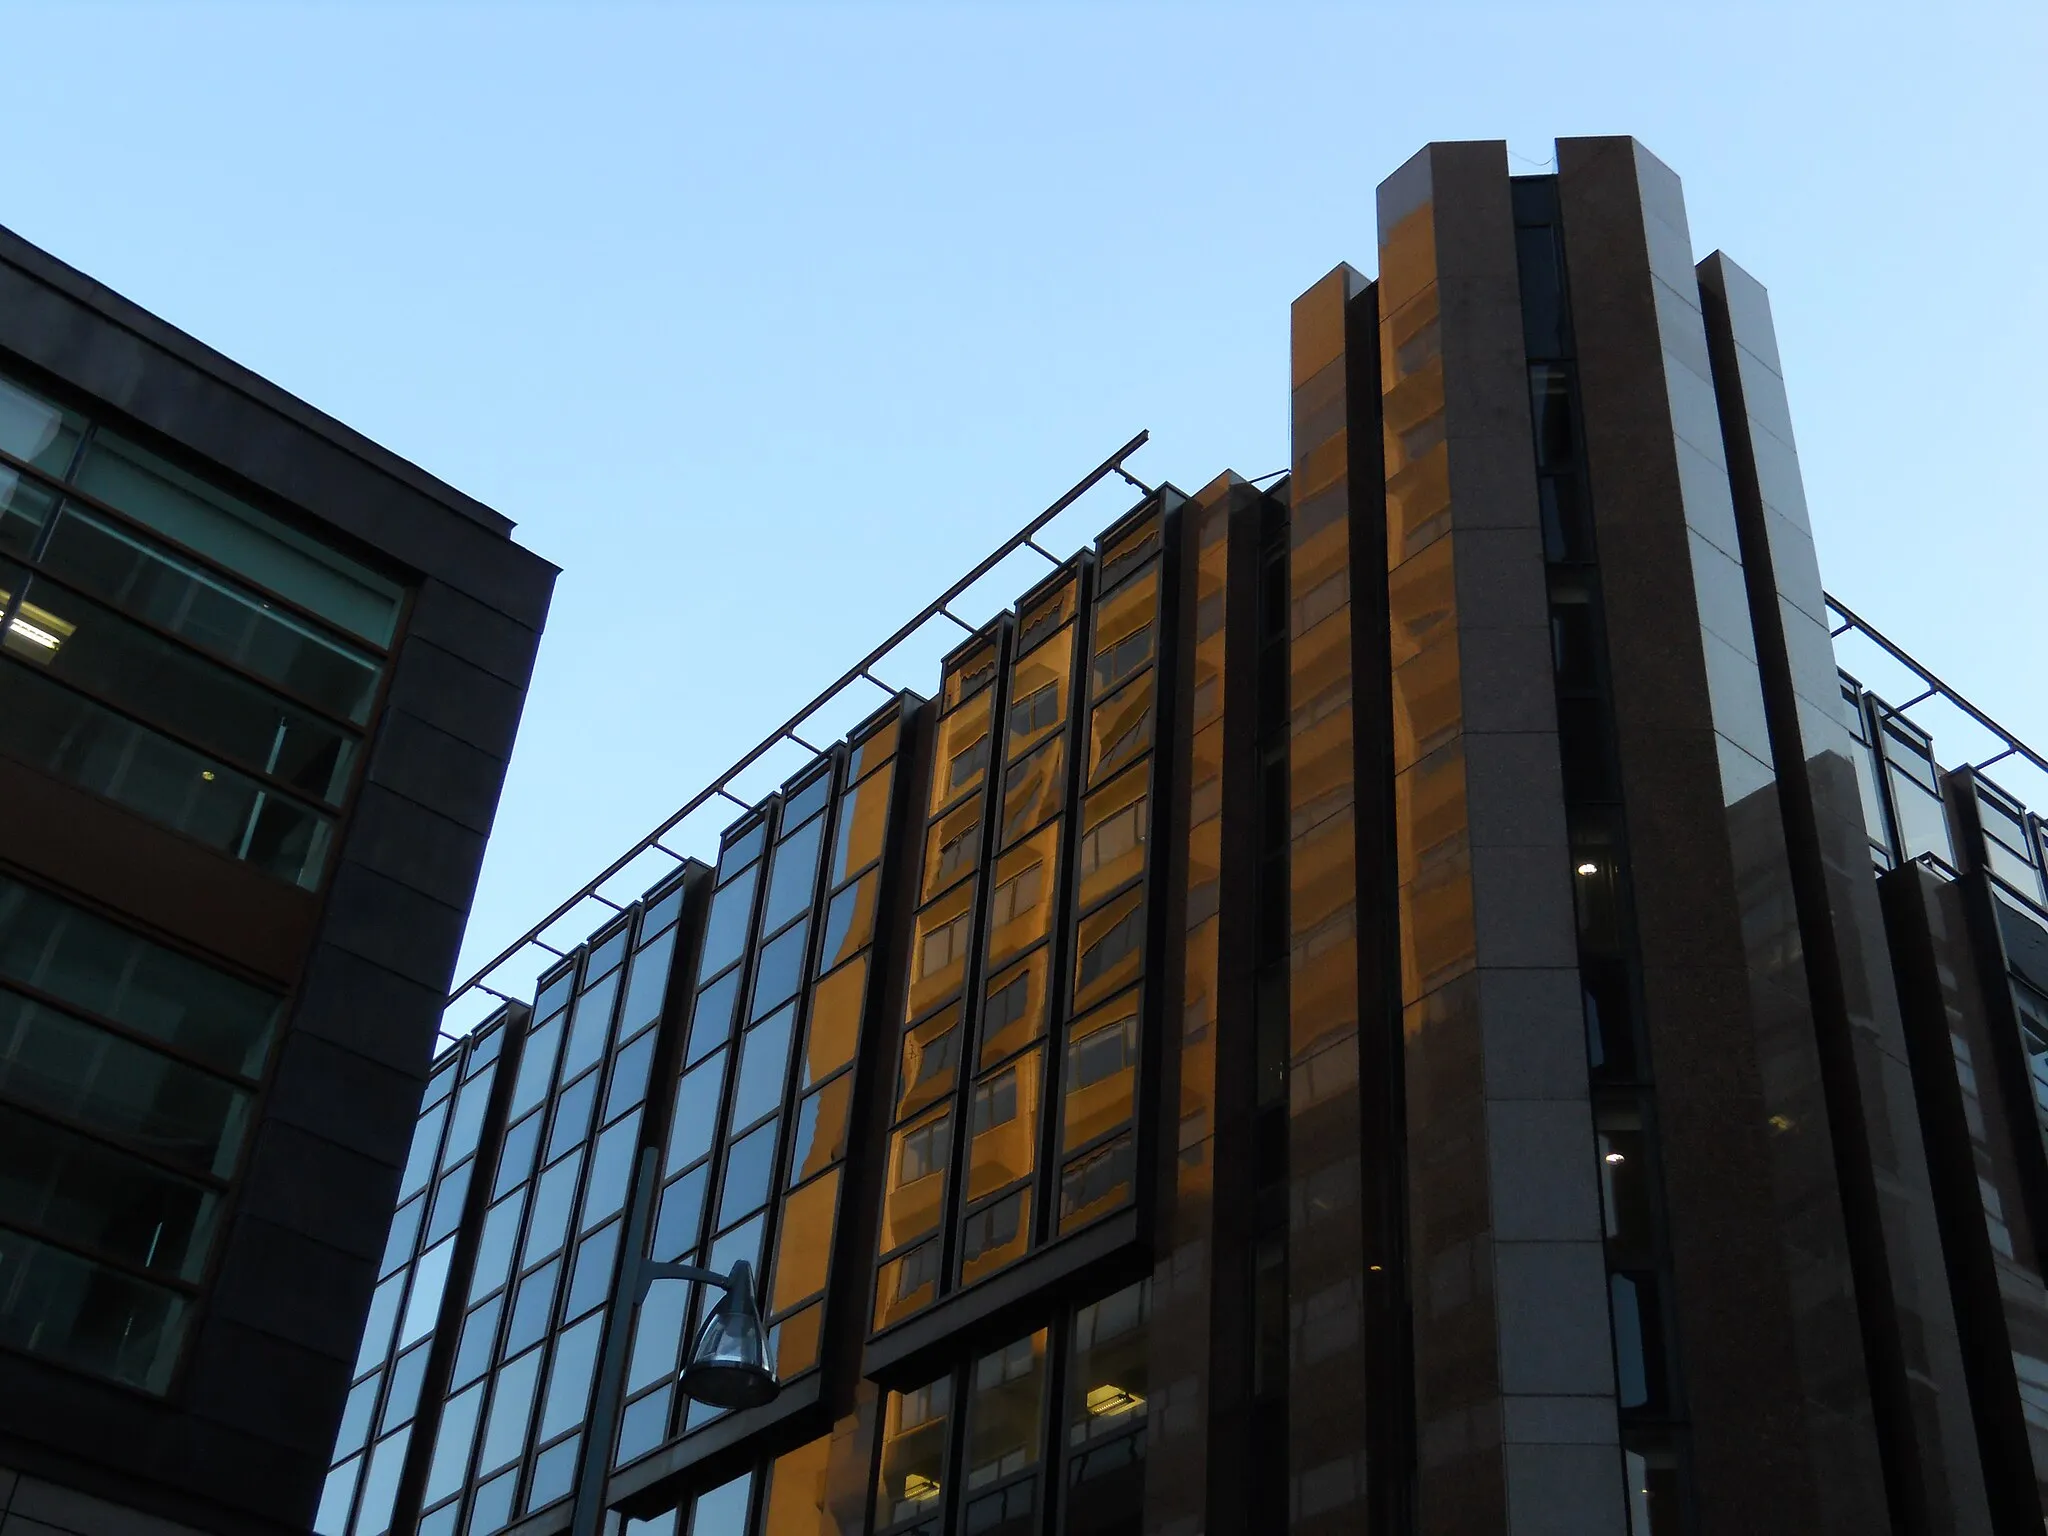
989,862 -> 1043,926
0,875 -> 280,1392
0,377 -> 399,886
1076,898 -> 1145,997
949,734 -> 991,795
972,1068 -> 1020,1134
900,1117 -> 952,1184
1009,684 -> 1059,740
1090,629 -> 1154,696
921,908 -> 973,979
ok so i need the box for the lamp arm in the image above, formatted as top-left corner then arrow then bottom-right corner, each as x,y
637,1259 -> 736,1300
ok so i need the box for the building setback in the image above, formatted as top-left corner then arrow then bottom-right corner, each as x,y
0,223 -> 556,1536
328,137 -> 2048,1536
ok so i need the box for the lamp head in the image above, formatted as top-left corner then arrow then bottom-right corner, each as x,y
680,1260 -> 778,1410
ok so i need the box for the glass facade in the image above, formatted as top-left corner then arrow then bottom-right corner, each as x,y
353,135 -> 2048,1536
0,870 -> 282,1393
0,366 -> 399,888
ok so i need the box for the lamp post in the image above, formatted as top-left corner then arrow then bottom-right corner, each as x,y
569,1149 -> 780,1536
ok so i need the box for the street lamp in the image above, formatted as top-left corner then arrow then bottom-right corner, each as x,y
570,1150 -> 781,1536
649,1258 -> 777,1410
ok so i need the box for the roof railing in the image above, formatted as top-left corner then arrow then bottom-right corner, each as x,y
438,431 -> 1152,1038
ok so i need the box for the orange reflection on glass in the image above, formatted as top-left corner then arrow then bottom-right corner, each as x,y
1062,992 -> 1139,1153
979,948 -> 1049,1070
817,868 -> 878,974
906,883 -> 975,1020
1073,886 -> 1144,1014
1018,578 -> 1074,656
874,1242 -> 942,1332
877,1372 -> 951,1518
1381,278 -> 1449,567
1001,735 -> 1065,847
831,763 -> 895,886
789,1073 -> 851,1185
1005,624 -> 1072,762
1090,566 -> 1158,696
966,1048 -> 1041,1201
945,639 -> 999,710
1058,1132 -> 1135,1234
931,689 -> 995,813
802,955 -> 866,1088
1098,516 -> 1161,595
1087,672 -> 1155,787
850,714 -> 899,783
880,1106 -> 951,1252
923,799 -> 984,902
771,1168 -> 840,1313
1395,741 -> 1468,888
1077,767 -> 1148,910
985,824 -> 1057,972
898,1003 -> 962,1121
958,1189 -> 1031,1287
760,1429 -> 830,1535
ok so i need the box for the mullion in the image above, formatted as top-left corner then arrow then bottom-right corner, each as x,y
1034,555 -> 1117,1246
757,753 -> 852,1320
519,939 -> 635,1512
930,621 -> 1017,1296
0,437 -> 394,660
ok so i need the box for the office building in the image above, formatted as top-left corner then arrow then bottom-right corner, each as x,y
0,226 -> 557,1534
331,137 -> 2048,1536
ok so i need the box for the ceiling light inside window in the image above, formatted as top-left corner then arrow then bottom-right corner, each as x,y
1086,1383 -> 1145,1418
1575,861 -> 1599,876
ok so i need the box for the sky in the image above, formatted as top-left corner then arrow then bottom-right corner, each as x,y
5,1 -> 2042,1023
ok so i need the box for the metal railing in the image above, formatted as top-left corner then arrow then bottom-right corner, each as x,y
1826,592 -> 2048,789
438,431 -> 1154,1042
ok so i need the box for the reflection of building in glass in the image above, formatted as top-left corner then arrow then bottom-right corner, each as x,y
332,137 -> 2048,1536
0,223 -> 555,1536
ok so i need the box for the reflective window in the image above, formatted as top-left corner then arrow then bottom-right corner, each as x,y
879,1375 -> 951,1530
965,1331 -> 1046,1517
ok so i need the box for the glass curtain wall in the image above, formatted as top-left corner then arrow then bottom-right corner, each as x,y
618,706 -> 907,1468
0,871 -> 284,1393
0,367 -> 401,888
319,1016 -> 510,1536
427,876 -> 685,1534
873,507 -> 1168,1337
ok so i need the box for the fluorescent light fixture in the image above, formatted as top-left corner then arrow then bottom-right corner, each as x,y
1085,1384 -> 1146,1418
8,617 -> 61,650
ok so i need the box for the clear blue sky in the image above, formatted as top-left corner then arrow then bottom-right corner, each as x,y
6,2 -> 2043,1020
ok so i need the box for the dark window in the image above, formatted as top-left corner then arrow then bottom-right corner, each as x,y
1091,630 -> 1154,696
900,1118 -> 952,1184
984,974 -> 1029,1040
1528,364 -> 1576,470
971,1068 -> 1020,1134
960,1191 -> 1025,1264
1076,908 -> 1144,992
1009,684 -> 1059,740
950,733 -> 993,794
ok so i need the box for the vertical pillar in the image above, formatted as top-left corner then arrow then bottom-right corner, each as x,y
1558,134 -> 1986,1533
1287,264 -> 1377,1533
1143,471 -> 1260,1535
1374,141 -> 1626,1536
1685,217 -> 1990,1533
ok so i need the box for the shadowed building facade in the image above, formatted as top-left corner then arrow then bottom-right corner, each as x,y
0,227 -> 556,1536
329,137 -> 2048,1536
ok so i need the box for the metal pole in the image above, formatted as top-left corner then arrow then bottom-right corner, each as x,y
568,1146 -> 665,1536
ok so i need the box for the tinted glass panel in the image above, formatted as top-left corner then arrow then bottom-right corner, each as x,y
0,1105 -> 216,1279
